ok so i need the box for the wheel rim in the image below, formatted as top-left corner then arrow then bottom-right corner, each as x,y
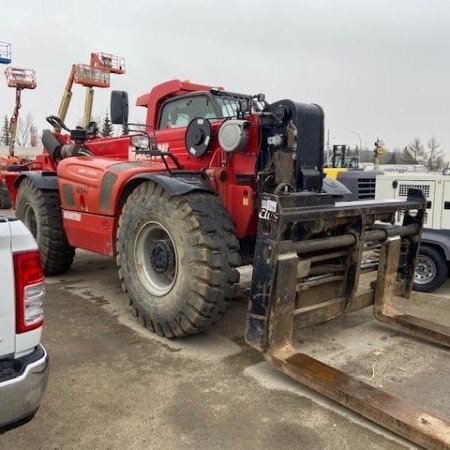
414,255 -> 437,285
22,203 -> 38,238
134,221 -> 177,296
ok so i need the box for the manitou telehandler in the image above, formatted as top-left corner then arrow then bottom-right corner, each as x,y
4,79 -> 450,448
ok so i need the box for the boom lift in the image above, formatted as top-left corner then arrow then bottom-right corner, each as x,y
0,67 -> 36,208
4,67 -> 37,157
3,79 -> 450,448
0,41 -> 11,65
57,52 -> 125,128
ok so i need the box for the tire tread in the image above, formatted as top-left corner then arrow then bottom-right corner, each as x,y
16,178 -> 75,275
116,182 -> 240,337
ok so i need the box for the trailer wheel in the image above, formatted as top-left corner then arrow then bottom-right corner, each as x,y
116,181 -> 241,337
16,178 -> 75,275
413,246 -> 448,292
0,183 -> 11,209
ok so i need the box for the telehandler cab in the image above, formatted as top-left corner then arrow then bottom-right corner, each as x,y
4,79 -> 450,448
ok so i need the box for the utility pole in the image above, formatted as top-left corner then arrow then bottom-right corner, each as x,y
350,131 -> 362,161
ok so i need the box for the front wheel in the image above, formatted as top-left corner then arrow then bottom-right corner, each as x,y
116,181 -> 241,338
413,246 -> 448,292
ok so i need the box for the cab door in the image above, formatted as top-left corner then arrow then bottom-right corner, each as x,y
155,93 -> 220,169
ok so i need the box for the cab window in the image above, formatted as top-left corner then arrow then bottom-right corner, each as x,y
158,95 -> 217,129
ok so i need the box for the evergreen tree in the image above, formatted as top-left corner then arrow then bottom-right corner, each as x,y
121,122 -> 130,135
387,151 -> 398,164
346,146 -> 358,158
0,115 -> 9,146
101,111 -> 114,137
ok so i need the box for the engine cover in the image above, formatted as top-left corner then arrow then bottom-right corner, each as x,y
259,100 -> 324,192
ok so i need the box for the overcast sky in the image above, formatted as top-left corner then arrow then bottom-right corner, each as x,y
1,0 -> 450,156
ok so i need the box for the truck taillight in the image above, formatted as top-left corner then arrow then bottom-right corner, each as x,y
13,250 -> 45,333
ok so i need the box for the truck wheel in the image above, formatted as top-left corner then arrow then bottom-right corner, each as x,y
16,178 -> 75,275
116,181 -> 241,337
413,246 -> 448,292
0,183 -> 11,209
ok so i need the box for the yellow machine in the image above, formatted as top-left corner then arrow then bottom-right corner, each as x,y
324,167 -> 345,179
324,144 -> 359,179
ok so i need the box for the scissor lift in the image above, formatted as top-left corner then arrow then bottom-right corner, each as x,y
57,52 -> 125,128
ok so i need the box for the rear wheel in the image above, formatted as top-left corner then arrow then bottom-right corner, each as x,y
16,178 -> 75,275
0,183 -> 11,209
116,181 -> 241,337
413,246 -> 448,292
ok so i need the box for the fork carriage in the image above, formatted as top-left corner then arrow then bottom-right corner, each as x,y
246,189 -> 450,450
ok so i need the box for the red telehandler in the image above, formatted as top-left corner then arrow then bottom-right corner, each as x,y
4,79 -> 450,448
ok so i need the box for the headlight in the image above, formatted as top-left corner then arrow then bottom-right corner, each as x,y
131,134 -> 150,149
218,119 -> 249,153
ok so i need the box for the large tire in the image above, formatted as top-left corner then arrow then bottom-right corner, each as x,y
116,181 -> 241,338
413,246 -> 448,292
0,183 -> 11,209
16,178 -> 75,275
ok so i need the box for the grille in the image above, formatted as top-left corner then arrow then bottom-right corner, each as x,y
398,184 -> 430,198
358,178 -> 376,199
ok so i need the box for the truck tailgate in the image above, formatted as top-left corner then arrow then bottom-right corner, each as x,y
0,218 -> 14,357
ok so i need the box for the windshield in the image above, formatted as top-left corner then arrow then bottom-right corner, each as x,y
158,91 -> 264,130
213,95 -> 241,118
159,95 -> 217,129
213,92 -> 265,117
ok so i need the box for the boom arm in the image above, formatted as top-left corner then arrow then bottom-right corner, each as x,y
57,65 -> 75,123
8,88 -> 22,156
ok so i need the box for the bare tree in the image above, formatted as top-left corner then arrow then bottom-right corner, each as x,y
0,115 -> 9,146
426,137 -> 445,171
16,113 -> 35,147
402,137 -> 426,164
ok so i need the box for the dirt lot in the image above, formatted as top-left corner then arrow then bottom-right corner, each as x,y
2,212 -> 450,449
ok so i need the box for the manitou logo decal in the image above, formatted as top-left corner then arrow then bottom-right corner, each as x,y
128,143 -> 170,161
63,211 -> 82,222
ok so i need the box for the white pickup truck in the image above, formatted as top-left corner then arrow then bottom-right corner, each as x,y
0,215 -> 49,432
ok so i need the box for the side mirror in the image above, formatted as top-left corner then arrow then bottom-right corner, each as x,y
110,90 -> 129,124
